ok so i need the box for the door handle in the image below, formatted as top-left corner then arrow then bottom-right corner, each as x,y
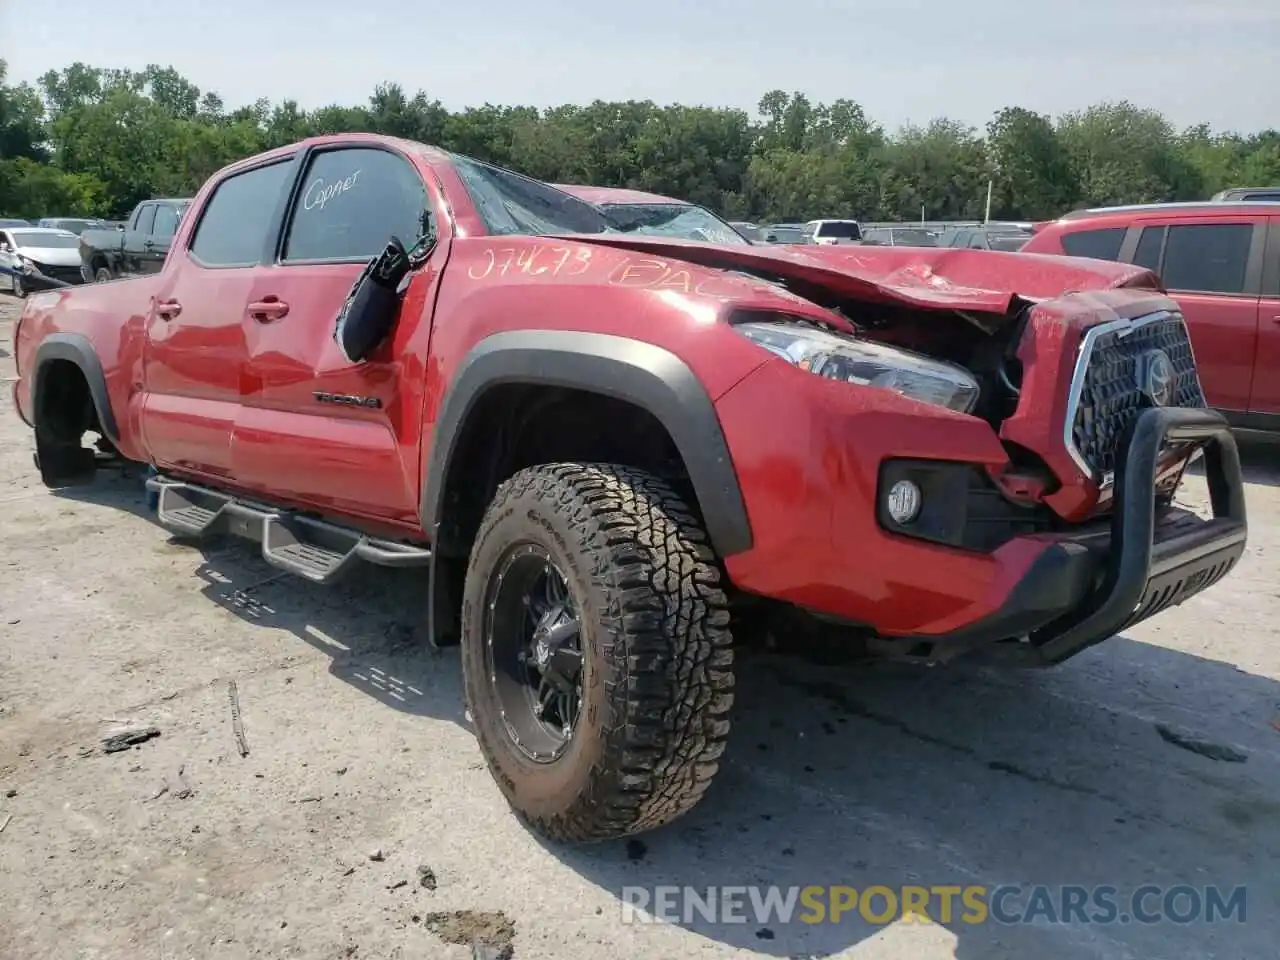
248,298 -> 290,322
155,298 -> 182,320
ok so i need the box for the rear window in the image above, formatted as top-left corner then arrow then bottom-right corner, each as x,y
1060,227 -> 1126,261
815,221 -> 862,240
12,231 -> 79,249
1160,223 -> 1252,294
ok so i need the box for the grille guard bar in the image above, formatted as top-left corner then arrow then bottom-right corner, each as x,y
1029,405 -> 1246,664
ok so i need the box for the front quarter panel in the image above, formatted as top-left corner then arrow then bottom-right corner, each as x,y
713,357 -> 1022,632
418,236 -> 834,545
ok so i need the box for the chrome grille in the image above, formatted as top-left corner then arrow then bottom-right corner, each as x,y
1065,311 -> 1205,481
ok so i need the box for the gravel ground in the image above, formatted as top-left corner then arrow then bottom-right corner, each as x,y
1,293 -> 1279,960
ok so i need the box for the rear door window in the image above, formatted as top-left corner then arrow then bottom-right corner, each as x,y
1160,223 -> 1253,294
189,160 -> 292,267
153,204 -> 181,240
132,204 -> 156,234
1060,227 -> 1126,261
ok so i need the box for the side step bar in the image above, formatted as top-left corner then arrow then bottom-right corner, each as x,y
145,477 -> 432,585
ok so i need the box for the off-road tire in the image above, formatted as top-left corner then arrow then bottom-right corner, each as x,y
94,266 -> 113,283
461,462 -> 734,842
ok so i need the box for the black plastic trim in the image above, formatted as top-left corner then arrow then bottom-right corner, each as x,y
876,458 -> 1053,551
1262,216 -> 1280,297
31,332 -> 120,444
918,407 -> 1247,664
421,330 -> 753,558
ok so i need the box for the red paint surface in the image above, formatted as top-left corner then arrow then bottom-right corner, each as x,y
12,133 -> 1195,635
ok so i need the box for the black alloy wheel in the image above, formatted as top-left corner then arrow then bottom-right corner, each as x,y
484,544 -> 584,762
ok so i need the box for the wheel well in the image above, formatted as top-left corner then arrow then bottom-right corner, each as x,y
435,384 -> 692,558
35,358 -> 98,442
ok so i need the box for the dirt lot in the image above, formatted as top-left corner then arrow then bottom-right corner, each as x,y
1,294 -> 1279,960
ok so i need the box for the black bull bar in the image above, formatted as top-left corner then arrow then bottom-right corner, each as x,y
941,406 -> 1248,666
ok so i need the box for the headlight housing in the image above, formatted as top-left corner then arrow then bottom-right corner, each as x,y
734,320 -> 980,414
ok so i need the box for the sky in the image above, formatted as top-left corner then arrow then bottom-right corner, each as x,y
3,0 -> 1278,135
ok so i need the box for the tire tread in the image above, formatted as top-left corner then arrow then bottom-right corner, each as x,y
463,462 -> 734,842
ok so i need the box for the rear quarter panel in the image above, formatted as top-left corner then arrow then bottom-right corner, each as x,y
14,276 -> 163,460
79,228 -> 124,260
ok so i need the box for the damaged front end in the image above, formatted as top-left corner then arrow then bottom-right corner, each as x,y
673,239 -> 1248,666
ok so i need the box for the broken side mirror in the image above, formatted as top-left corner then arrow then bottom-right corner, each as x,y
334,236 -> 413,363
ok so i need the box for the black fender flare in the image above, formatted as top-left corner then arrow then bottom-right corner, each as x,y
31,332 -> 121,444
421,329 -> 753,558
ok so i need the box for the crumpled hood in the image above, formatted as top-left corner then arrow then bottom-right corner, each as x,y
570,235 -> 1161,315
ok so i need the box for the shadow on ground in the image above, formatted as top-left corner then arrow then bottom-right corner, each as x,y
54,469 -> 1280,959
1187,433 -> 1280,489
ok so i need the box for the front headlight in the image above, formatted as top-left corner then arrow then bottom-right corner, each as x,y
735,320 -> 980,414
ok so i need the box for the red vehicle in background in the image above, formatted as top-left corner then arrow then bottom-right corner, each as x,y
1022,202 -> 1280,435
9,135 -> 1249,841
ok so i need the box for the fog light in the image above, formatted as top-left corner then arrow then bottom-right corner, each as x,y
886,480 -> 921,524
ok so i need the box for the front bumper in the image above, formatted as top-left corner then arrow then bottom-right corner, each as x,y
930,406 -> 1247,665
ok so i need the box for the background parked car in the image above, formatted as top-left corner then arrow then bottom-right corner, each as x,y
0,227 -> 85,297
728,220 -> 763,241
762,223 -> 807,243
1210,186 -> 1280,202
1021,200 -> 1280,433
79,197 -> 190,281
552,185 -> 751,244
939,224 -> 1033,251
0,217 -> 32,229
861,226 -> 939,247
800,219 -> 863,244
37,216 -> 105,235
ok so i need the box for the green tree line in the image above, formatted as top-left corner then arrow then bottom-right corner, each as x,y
2,60 -> 1278,223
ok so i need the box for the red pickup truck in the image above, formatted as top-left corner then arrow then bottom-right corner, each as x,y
10,134 -> 1248,842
